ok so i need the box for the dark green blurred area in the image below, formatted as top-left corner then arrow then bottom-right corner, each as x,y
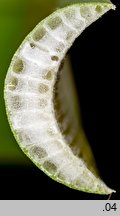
0,0 -> 58,165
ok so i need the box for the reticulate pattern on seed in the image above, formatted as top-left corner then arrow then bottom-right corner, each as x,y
4,2 -> 115,194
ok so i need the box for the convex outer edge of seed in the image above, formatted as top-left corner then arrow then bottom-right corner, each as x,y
4,0 -> 116,195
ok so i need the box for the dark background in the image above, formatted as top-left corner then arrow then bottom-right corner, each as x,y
0,0 -> 120,200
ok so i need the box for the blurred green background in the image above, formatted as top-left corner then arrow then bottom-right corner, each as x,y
0,0 -> 59,165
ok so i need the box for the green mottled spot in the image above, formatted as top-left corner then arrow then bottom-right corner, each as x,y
43,161 -> 57,174
43,71 -> 53,80
8,77 -> 18,91
96,5 -> 102,13
51,56 -> 59,61
13,59 -> 24,73
57,171 -> 65,181
64,8 -> 75,20
31,146 -> 47,159
33,27 -> 46,41
11,95 -> 22,110
47,16 -> 62,30
39,83 -> 49,93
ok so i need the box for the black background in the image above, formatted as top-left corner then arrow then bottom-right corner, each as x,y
1,0 -> 120,200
